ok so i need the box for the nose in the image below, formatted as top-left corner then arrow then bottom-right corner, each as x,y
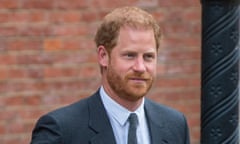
132,57 -> 146,73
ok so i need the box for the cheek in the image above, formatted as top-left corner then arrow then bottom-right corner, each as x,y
109,61 -> 128,79
146,63 -> 157,73
113,60 -> 132,73
147,64 -> 157,76
118,66 -> 131,77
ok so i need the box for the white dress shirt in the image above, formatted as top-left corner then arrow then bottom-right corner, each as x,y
100,86 -> 150,144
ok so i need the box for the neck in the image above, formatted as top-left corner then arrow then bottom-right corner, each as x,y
102,84 -> 143,112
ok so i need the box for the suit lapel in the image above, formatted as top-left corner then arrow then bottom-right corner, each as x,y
87,92 -> 172,144
88,92 -> 116,144
145,99 -> 170,144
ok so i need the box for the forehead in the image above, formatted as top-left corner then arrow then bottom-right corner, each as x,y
121,26 -> 153,37
119,26 -> 155,45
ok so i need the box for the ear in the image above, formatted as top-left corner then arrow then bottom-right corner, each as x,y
97,45 -> 109,67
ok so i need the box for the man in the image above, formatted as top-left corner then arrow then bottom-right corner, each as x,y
30,6 -> 190,144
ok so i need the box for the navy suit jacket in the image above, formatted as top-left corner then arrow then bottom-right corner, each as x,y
30,91 -> 190,144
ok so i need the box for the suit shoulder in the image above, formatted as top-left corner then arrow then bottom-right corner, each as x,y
145,98 -> 185,119
31,92 -> 103,144
145,100 -> 190,143
43,95 -> 93,125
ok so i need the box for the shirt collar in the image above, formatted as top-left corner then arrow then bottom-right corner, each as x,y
100,86 -> 145,126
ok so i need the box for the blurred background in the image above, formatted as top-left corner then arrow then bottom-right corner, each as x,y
0,0 -> 201,144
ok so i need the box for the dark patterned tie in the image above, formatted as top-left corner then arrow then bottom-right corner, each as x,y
128,113 -> 138,144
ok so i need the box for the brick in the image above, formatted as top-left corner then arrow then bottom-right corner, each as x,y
155,76 -> 200,88
8,67 -> 44,79
0,136 -> 27,144
44,67 -> 79,78
52,25 -> 89,36
81,11 -> 100,23
62,39 -> 81,51
6,68 -> 25,79
16,108 -> 47,121
135,0 -> 159,9
28,11 -> 47,23
49,11 -> 82,24
24,95 -> 42,106
0,109 -> 18,122
55,0 -> 89,9
0,96 -> 6,108
162,36 -> 200,49
188,114 -> 201,128
158,0 -> 200,7
78,65 -> 99,79
151,10 -> 167,23
16,53 -> 53,65
0,54 -> 17,66
90,0 -> 135,9
149,89 -> 199,103
5,38 -> 42,51
21,0 -> 55,9
44,38 -> 89,52
59,92 -> 92,105
0,82 -> 8,94
0,123 -> 5,135
19,25 -> 52,36
7,121 -> 25,134
68,38 -> 95,51
3,81 -> 45,94
44,38 -> 63,51
159,50 -> 200,62
0,69 -> 8,80
0,26 -> 19,37
0,38 -> 7,52
7,11 -> 29,24
183,8 -> 201,23
42,93 -> 61,105
59,94 -> 82,105
0,0 -> 19,9
3,11 -> 47,24
0,12 -> 10,23
5,95 -> 25,107
48,52 -> 97,65
165,62 -> 200,75
41,80 -> 99,93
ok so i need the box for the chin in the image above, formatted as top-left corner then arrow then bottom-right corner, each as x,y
126,90 -> 147,101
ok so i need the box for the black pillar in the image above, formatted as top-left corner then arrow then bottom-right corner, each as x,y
201,0 -> 239,143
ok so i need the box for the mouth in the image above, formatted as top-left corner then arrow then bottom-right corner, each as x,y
129,77 -> 148,82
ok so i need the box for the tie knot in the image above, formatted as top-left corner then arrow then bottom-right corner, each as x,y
128,113 -> 138,127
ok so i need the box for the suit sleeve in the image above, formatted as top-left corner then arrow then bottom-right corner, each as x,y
183,114 -> 190,144
30,115 -> 64,144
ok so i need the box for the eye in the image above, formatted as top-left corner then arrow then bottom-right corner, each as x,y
123,52 -> 136,59
144,53 -> 155,61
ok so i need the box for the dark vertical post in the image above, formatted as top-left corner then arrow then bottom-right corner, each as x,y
201,0 -> 239,143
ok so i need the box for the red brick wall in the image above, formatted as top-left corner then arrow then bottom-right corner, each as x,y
0,0 -> 201,144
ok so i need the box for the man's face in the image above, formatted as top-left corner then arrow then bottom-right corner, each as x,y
106,26 -> 157,101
